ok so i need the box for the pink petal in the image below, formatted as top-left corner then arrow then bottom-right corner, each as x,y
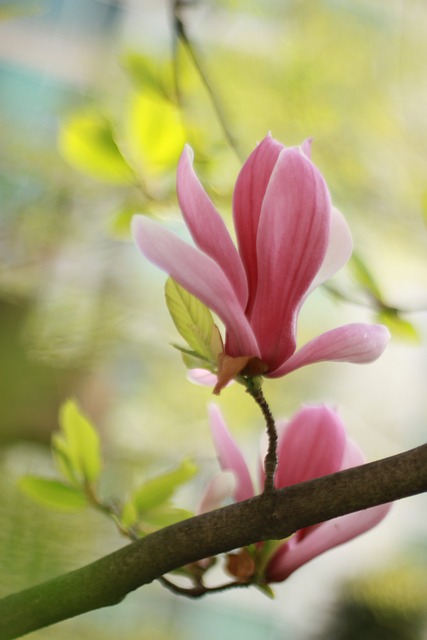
269,323 -> 391,378
341,437 -> 366,469
177,146 -> 248,307
306,207 -> 353,296
275,406 -> 347,489
301,138 -> 313,158
208,404 -> 255,502
267,420 -> 392,582
198,471 -> 236,514
267,502 -> 391,582
232,135 -> 283,312
249,148 -> 332,371
132,216 -> 260,358
187,369 -> 219,386
187,369 -> 235,388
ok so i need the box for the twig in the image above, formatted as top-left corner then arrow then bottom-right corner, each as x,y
1,442 -> 426,639
158,575 -> 250,598
170,0 -> 244,162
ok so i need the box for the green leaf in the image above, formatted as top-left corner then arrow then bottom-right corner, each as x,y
132,458 -> 197,514
179,349 -> 214,371
107,205 -> 142,240
121,52 -> 172,100
51,433 -> 77,486
19,476 -> 87,511
58,112 -> 134,184
53,399 -> 102,486
165,278 -> 215,361
120,500 -> 139,529
142,507 -> 193,530
126,92 -> 186,175
376,309 -> 420,342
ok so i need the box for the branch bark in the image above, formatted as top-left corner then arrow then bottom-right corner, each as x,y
1,443 -> 426,640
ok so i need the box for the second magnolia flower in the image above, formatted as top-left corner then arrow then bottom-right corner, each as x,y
133,136 -> 390,388
200,404 -> 391,583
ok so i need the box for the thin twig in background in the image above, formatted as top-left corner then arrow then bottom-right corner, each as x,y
170,0 -> 244,162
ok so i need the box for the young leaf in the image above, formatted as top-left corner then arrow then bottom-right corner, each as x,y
119,500 -> 139,530
107,205 -> 147,240
132,458 -> 197,514
58,112 -> 134,184
165,278 -> 215,361
127,92 -> 186,175
51,433 -> 77,486
53,399 -> 102,486
121,52 -> 172,100
141,506 -> 193,531
376,309 -> 420,342
19,476 -> 87,511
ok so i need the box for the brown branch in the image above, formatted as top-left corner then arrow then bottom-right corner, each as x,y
1,443 -> 426,639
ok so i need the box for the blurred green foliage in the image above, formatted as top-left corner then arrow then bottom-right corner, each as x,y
20,400 -> 198,539
1,0 -> 427,637
319,563 -> 427,639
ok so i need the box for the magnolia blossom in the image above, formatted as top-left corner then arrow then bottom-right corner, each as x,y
203,404 -> 391,582
133,136 -> 390,390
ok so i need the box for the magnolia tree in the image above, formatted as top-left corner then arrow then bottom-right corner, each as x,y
1,3 -> 427,639
1,134 -> 426,640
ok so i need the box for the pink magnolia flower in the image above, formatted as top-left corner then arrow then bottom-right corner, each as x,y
204,404 -> 391,582
132,136 -> 390,391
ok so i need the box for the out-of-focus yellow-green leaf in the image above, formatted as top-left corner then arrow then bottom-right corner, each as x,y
376,309 -> 420,342
58,112 -> 134,184
165,278 -> 215,361
141,506 -> 193,530
51,433 -> 76,486
350,252 -> 383,301
127,92 -> 186,175
121,52 -> 172,100
132,458 -> 197,514
107,205 -> 150,240
19,476 -> 87,511
120,501 -> 139,529
53,399 -> 102,486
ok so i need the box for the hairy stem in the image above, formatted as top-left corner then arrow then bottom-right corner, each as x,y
247,385 -> 278,493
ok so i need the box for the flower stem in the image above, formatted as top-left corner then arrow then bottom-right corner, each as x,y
246,383 -> 278,494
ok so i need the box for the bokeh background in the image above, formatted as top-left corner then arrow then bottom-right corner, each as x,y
1,0 -> 427,638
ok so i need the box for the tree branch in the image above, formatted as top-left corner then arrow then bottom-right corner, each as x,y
1,443 -> 426,640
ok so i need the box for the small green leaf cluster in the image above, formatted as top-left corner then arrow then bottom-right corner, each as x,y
57,52 -> 223,240
20,399 -> 102,511
20,400 -> 197,538
120,458 -> 197,536
165,277 -> 223,373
